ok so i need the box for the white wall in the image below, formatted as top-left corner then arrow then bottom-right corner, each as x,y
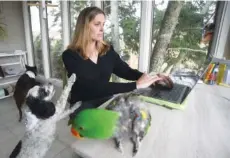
214,1 -> 230,58
0,1 -> 26,52
223,29 -> 230,59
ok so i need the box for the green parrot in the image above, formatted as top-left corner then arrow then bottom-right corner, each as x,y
70,93 -> 151,157
70,109 -> 120,139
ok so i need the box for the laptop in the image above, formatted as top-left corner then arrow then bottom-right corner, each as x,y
138,55 -> 213,110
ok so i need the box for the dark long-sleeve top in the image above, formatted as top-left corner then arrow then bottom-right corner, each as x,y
62,46 -> 143,104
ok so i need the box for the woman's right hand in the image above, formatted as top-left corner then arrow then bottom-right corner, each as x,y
136,73 -> 162,89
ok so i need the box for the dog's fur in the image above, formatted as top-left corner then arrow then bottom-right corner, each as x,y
106,92 -> 151,157
10,74 -> 81,158
13,65 -> 40,122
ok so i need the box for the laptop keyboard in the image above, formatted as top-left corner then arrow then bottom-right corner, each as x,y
151,83 -> 190,103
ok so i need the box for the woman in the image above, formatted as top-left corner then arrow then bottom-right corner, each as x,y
62,6 -> 166,120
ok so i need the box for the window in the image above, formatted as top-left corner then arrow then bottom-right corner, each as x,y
45,0 -> 93,79
70,1 -> 93,37
30,5 -> 44,75
151,0 -> 217,74
103,1 -> 141,81
47,0 -> 63,79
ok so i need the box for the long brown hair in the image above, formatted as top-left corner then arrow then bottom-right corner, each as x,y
68,7 -> 110,59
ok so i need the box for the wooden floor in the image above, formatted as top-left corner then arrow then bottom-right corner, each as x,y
71,83 -> 230,158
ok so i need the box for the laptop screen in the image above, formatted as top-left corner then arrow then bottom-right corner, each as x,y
170,53 -> 213,89
167,31 -> 215,88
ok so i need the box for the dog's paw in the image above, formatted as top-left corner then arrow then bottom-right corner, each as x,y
68,73 -> 76,84
132,148 -> 138,157
70,101 -> 82,112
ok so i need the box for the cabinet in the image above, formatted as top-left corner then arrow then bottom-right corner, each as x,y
0,51 -> 27,99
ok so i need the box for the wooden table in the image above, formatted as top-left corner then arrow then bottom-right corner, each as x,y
71,83 -> 230,158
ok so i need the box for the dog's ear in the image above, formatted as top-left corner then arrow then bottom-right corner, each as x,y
25,65 -> 38,75
26,97 -> 56,119
25,64 -> 29,70
33,66 -> 38,75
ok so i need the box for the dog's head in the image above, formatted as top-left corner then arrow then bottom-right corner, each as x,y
25,65 -> 38,76
25,83 -> 56,119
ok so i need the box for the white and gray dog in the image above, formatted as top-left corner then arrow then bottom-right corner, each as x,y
10,73 -> 81,158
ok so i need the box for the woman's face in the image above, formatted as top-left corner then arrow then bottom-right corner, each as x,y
89,13 -> 105,42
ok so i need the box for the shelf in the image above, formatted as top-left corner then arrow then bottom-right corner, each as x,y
0,79 -> 18,87
4,73 -> 22,78
0,52 -> 26,57
0,93 -> 13,100
0,51 -> 26,100
0,62 -> 21,66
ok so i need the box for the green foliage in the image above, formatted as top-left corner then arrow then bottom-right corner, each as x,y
70,1 -> 92,36
170,2 -> 204,49
153,2 -> 205,49
103,1 -> 140,56
152,9 -> 165,41
118,2 -> 140,54
51,39 -> 63,78
152,1 -> 217,72
46,1 -> 92,80
0,17 -> 7,39
33,35 -> 44,74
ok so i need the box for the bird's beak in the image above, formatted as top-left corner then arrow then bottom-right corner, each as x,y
71,127 -> 83,139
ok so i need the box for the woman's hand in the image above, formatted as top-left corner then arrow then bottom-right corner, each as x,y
156,73 -> 174,87
136,73 -> 162,89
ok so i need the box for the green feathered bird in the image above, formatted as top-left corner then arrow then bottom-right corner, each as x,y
70,93 -> 151,157
70,109 -> 120,139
